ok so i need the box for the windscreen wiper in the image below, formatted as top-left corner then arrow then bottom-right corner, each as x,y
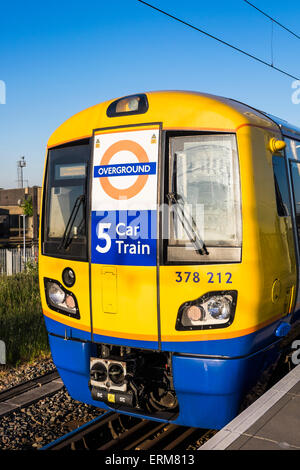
167,192 -> 209,255
58,194 -> 85,251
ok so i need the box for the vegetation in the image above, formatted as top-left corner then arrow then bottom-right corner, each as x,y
0,264 -> 49,366
21,196 -> 33,217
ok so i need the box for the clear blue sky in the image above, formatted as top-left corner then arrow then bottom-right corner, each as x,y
0,0 -> 299,189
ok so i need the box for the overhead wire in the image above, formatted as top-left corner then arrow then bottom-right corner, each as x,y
136,0 -> 300,81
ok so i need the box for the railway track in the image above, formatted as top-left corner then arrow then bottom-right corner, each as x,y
41,411 -> 215,450
0,370 -> 213,450
0,370 -> 63,417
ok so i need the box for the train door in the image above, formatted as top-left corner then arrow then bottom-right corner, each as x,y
289,159 -> 300,311
89,124 -> 161,349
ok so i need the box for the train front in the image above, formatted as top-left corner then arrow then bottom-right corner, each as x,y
39,91 -> 289,429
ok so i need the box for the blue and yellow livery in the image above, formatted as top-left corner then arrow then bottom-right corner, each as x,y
39,91 -> 300,429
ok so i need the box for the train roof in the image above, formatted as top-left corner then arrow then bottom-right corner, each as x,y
47,90 -> 300,148
224,97 -> 300,140
262,113 -> 300,140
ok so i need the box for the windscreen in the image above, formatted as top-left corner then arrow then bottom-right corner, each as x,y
166,134 -> 242,263
43,142 -> 90,260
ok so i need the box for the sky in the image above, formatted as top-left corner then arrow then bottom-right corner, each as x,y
0,0 -> 299,189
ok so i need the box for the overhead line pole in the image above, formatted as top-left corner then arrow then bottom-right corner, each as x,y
244,0 -> 300,41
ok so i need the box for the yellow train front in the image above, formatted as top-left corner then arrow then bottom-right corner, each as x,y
39,91 -> 300,429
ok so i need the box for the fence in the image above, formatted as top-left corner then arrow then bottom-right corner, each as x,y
0,246 -> 38,275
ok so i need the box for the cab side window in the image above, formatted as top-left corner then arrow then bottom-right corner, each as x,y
272,156 -> 291,217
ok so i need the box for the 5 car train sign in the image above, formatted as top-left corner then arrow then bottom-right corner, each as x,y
91,127 -> 159,266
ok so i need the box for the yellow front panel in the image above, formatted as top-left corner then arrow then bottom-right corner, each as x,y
39,255 -> 91,333
160,124 -> 296,344
102,266 -> 117,314
91,265 -> 158,341
90,125 -> 160,343
160,264 -> 261,342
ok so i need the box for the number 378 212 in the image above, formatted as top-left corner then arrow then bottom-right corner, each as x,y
175,272 -> 232,284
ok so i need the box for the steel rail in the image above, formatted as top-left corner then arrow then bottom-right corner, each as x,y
124,422 -> 166,450
136,423 -> 180,450
0,370 -> 63,417
163,427 -> 206,450
41,411 -> 211,451
98,419 -> 160,450
40,411 -> 120,450
0,370 -> 60,403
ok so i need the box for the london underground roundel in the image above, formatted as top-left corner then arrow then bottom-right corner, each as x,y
98,140 -> 151,200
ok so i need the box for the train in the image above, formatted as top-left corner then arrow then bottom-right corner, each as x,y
39,91 -> 300,429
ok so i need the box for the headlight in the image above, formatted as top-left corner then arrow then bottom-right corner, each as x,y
48,283 -> 65,305
182,305 -> 205,323
176,291 -> 237,330
44,278 -> 80,319
207,296 -> 231,320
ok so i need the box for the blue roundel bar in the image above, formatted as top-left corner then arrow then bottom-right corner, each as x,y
94,162 -> 157,178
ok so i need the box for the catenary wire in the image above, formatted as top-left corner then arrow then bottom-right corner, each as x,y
136,0 -> 300,81
243,0 -> 300,41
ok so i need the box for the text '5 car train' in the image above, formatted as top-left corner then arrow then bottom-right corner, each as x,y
39,91 -> 300,429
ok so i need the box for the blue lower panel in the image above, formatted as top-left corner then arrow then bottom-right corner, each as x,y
44,315 -> 157,350
92,332 -> 159,350
48,333 -> 280,429
162,316 -> 289,356
172,346 -> 277,429
44,316 -> 92,342
172,355 -> 246,428
48,334 -> 107,408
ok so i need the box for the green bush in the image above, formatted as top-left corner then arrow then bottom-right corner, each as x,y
0,270 -> 49,366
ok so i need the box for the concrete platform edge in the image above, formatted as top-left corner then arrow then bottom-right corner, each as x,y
199,363 -> 300,450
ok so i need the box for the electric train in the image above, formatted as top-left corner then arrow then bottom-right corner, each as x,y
39,91 -> 300,429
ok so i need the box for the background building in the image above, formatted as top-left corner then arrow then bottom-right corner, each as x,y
0,186 -> 41,247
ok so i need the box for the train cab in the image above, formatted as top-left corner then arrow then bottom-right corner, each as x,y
39,91 -> 300,429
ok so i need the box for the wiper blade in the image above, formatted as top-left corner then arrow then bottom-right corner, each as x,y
167,192 -> 209,255
58,195 -> 85,251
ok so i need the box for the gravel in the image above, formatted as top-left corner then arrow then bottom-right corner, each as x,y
0,356 -> 103,450
0,356 -> 56,391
